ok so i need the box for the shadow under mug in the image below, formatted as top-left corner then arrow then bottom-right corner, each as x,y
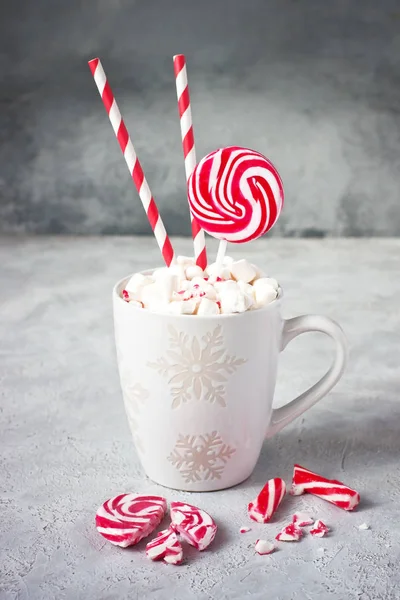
113,273 -> 348,492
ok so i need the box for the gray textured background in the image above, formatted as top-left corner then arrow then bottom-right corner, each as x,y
2,236 -> 400,599
1,0 -> 400,236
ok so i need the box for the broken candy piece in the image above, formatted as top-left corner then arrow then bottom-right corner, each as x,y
170,502 -> 217,551
358,523 -> 370,531
276,522 -> 303,542
292,512 -> 314,527
291,464 -> 360,511
310,520 -> 329,538
255,539 -> 275,555
239,526 -> 251,534
95,493 -> 167,548
146,527 -> 183,565
248,478 -> 286,523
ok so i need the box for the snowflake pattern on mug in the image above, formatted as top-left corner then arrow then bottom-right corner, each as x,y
148,325 -> 246,409
123,383 -> 149,454
168,431 -> 236,483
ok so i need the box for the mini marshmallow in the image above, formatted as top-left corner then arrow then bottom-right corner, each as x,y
188,282 -> 217,301
214,279 -> 239,293
201,283 -> 218,301
151,267 -> 167,280
166,264 -> 186,285
182,289 -> 196,301
250,263 -> 263,282
128,300 -> 143,309
241,282 -> 254,294
206,262 -> 231,281
358,523 -> 370,531
256,277 -> 279,291
185,265 -> 205,280
125,273 -> 153,296
153,265 -> 185,286
223,255 -> 234,267
141,277 -> 177,311
168,299 -> 198,315
190,276 -> 209,288
177,255 -> 195,266
197,298 -> 220,316
253,279 -> 278,308
182,299 -> 200,315
219,286 -> 254,314
160,274 -> 180,297
237,280 -> 256,297
141,284 -> 166,311
230,259 -> 258,284
178,280 -> 192,292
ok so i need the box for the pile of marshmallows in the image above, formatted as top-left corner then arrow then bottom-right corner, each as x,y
122,256 -> 280,315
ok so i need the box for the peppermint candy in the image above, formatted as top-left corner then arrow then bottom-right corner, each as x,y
146,527 -> 183,565
291,464 -> 360,511
248,478 -> 286,523
239,526 -> 251,534
292,512 -> 314,527
170,501 -> 217,551
95,493 -> 167,547
276,522 -> 303,542
187,146 -> 284,243
310,520 -> 329,538
255,539 -> 275,555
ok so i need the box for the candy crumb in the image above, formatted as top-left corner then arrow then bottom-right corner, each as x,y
276,522 -> 303,542
358,523 -> 370,530
292,512 -> 314,527
239,526 -> 251,534
310,520 -> 329,538
255,539 -> 275,555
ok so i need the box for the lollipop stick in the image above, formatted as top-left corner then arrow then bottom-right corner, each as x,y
215,239 -> 228,275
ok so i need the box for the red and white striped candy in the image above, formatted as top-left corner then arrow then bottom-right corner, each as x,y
187,146 -> 284,243
291,464 -> 360,511
310,520 -> 329,538
292,512 -> 314,527
248,478 -> 286,523
146,527 -> 183,565
95,493 -> 167,547
276,522 -> 303,542
170,502 -> 217,551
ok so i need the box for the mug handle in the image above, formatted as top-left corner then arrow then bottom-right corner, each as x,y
266,315 -> 348,438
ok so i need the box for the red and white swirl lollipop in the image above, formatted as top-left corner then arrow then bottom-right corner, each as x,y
95,493 -> 167,547
187,146 -> 284,243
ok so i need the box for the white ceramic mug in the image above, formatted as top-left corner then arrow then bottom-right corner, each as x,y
113,273 -> 348,492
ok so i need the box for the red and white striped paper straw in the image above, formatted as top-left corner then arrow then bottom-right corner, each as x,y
173,55 -> 207,270
88,58 -> 175,267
